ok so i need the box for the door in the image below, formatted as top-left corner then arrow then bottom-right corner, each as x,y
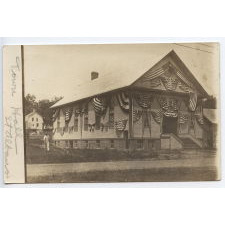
162,115 -> 178,135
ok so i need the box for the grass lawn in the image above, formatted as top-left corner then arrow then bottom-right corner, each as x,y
26,139 -> 216,164
27,166 -> 218,183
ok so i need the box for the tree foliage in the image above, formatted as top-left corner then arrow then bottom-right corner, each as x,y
24,94 -> 62,127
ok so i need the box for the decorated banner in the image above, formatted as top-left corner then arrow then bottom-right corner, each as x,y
62,107 -> 73,123
178,81 -> 190,93
135,92 -> 153,109
133,110 -> 142,123
158,97 -> 178,117
116,91 -> 130,112
114,119 -> 127,131
52,108 -> 60,122
179,113 -> 189,124
161,73 -> 179,91
92,96 -> 108,116
189,92 -> 197,112
151,109 -> 163,124
195,104 -> 204,125
142,67 -> 165,82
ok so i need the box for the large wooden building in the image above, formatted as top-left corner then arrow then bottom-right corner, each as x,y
51,50 -> 216,151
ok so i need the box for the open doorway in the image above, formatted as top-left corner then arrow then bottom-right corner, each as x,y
162,115 -> 178,135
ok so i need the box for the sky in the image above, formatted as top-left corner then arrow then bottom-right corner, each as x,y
24,43 -> 220,101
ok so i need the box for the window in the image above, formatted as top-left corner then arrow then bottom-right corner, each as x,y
32,117 -> 34,121
95,115 -> 101,130
74,117 -> 78,131
36,123 -> 39,127
96,140 -> 100,148
36,118 -> 38,122
110,140 -> 114,148
137,140 -> 143,149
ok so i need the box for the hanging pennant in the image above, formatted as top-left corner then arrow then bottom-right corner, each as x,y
52,108 -> 60,122
161,73 -> 178,91
62,107 -> 73,123
133,110 -> 142,123
179,113 -> 189,124
189,92 -> 197,112
116,91 -> 130,112
195,104 -> 204,125
92,96 -> 108,116
114,119 -> 127,131
151,109 -> 163,124
135,92 -> 153,109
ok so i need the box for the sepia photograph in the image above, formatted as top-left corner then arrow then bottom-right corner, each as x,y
14,43 -> 220,183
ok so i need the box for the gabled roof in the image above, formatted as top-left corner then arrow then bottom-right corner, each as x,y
51,50 -> 209,108
25,110 -> 43,118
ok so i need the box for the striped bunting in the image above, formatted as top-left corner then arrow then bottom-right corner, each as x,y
142,67 -> 165,82
133,110 -> 142,123
151,109 -> 163,124
135,93 -> 153,109
195,104 -> 204,125
179,113 -> 189,124
161,73 -> 179,91
116,92 -> 129,112
62,107 -> 73,123
178,81 -> 190,93
189,92 -> 197,112
52,108 -> 60,122
92,96 -> 107,116
114,119 -> 127,131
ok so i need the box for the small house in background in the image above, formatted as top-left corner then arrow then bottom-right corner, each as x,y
25,109 -> 44,134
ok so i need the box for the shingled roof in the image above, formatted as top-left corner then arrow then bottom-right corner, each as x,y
51,50 -> 209,108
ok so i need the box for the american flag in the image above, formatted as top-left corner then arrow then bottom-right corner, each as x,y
63,107 -> 73,122
114,119 -> 127,131
116,92 -> 129,112
52,108 -> 60,122
161,74 -> 178,91
142,67 -> 165,82
151,109 -> 163,124
133,110 -> 142,123
195,105 -> 204,125
189,92 -> 197,112
92,96 -> 107,115
179,113 -> 189,124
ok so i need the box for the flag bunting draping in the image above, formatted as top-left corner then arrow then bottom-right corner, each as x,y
114,119 -> 127,131
151,109 -> 163,124
133,110 -> 142,123
135,92 -> 153,109
52,108 -> 60,122
189,92 -> 197,112
116,92 -> 130,112
62,107 -> 73,123
179,113 -> 189,124
195,104 -> 204,125
92,96 -> 108,116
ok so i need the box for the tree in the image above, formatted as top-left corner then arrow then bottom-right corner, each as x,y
24,94 -> 63,127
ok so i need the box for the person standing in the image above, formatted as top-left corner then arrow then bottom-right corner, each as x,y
43,133 -> 50,152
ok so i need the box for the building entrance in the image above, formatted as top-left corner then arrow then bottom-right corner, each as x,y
162,115 -> 178,135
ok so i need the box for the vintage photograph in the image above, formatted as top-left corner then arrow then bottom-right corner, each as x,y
22,43 -> 220,183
